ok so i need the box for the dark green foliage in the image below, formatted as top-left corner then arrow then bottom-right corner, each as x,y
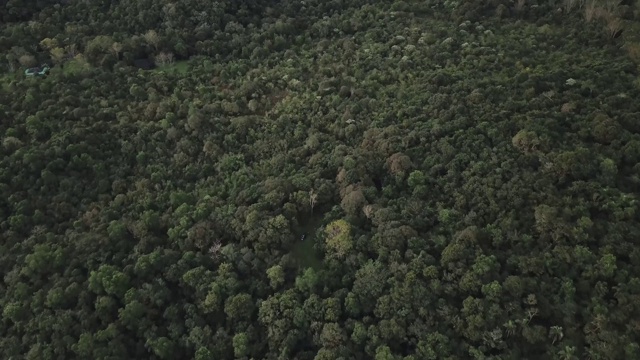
2,0 -> 640,359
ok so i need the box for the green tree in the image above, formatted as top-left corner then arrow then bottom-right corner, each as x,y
266,265 -> 285,289
85,35 -> 114,64
224,293 -> 254,322
407,170 -> 426,189
324,219 -> 353,259
88,265 -> 131,298
375,345 -> 397,360
146,337 -> 175,359
341,187 -> 367,217
351,322 -> 367,344
232,332 -> 249,357
352,260 -> 388,313
295,267 -> 318,293
320,323 -> 347,348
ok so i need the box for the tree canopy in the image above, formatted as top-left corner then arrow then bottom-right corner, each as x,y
2,0 -> 640,359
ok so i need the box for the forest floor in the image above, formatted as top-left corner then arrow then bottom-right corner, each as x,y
291,214 -> 324,269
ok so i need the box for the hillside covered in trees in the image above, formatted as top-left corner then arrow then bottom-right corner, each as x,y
3,0 -> 640,359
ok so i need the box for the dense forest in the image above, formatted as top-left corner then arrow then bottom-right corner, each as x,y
2,0 -> 640,359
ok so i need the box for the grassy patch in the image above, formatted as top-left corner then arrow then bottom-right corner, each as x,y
291,214 -> 325,270
155,60 -> 189,74
292,236 -> 323,270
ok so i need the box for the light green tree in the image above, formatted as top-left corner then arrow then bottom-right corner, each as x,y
266,265 -> 285,289
324,219 -> 353,259
232,332 -> 249,357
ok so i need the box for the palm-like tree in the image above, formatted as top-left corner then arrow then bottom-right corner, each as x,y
557,345 -> 578,360
549,326 -> 564,344
504,320 -> 518,337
